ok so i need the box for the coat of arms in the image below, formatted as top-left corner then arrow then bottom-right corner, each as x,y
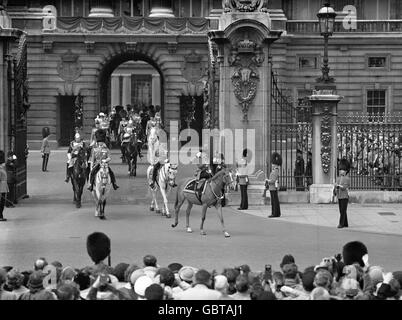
182,51 -> 206,84
57,50 -> 82,81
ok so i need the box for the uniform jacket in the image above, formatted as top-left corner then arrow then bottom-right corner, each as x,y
237,157 -> 249,185
67,141 -> 87,167
0,165 -> 10,193
268,167 -> 280,191
335,175 -> 350,199
90,142 -> 111,169
40,136 -> 50,154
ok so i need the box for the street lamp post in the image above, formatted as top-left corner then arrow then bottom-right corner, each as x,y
316,2 -> 337,90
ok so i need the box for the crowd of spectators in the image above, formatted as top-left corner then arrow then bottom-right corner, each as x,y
0,232 -> 401,300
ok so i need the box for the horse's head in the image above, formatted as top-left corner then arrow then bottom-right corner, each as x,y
166,162 -> 178,187
223,168 -> 237,190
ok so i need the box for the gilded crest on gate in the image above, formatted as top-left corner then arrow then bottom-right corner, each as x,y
182,51 -> 206,84
57,50 -> 82,81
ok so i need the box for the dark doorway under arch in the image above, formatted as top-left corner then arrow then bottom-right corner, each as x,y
98,52 -> 165,117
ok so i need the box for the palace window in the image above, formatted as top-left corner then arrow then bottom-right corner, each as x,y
298,56 -> 319,70
367,90 -> 386,116
49,0 -> 90,17
368,57 -> 387,68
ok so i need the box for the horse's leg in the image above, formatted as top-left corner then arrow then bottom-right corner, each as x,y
200,205 -> 208,236
155,189 -> 161,214
216,205 -> 230,238
149,188 -> 155,211
171,192 -> 186,228
160,186 -> 168,217
186,201 -> 193,233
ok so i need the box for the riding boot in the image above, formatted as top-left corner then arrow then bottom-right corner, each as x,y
65,164 -> 70,183
109,168 -> 119,190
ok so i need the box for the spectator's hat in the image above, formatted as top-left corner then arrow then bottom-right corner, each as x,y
342,241 -> 368,267
339,158 -> 351,173
179,266 -> 197,283
280,254 -> 295,269
130,269 -> 145,286
134,275 -> 153,297
271,152 -> 282,166
28,271 -> 46,290
214,275 -> 228,291
7,269 -> 24,287
86,232 -> 111,264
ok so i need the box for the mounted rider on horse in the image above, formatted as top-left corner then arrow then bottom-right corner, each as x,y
87,129 -> 119,192
65,132 -> 88,183
194,151 -> 213,201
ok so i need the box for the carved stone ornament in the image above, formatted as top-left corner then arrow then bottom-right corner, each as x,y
182,51 -> 206,85
321,106 -> 331,174
232,67 -> 259,122
223,0 -> 269,13
229,36 -> 263,121
57,50 -> 82,81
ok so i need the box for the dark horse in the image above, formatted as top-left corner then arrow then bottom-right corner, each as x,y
71,148 -> 88,208
122,133 -> 139,176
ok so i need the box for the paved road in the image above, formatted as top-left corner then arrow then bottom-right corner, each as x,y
1,150 -> 401,273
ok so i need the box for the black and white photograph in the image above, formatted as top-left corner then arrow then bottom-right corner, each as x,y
0,0 -> 401,314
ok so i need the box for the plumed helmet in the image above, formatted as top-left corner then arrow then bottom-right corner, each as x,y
342,241 -> 368,267
74,133 -> 81,140
271,152 -> 282,166
86,232 -> 111,264
95,129 -> 107,143
98,112 -> 106,118
339,158 -> 351,173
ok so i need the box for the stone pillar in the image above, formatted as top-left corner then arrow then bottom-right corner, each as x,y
111,75 -> 120,108
151,73 -> 161,107
149,0 -> 174,17
122,75 -> 132,107
308,90 -> 342,204
89,0 -> 114,17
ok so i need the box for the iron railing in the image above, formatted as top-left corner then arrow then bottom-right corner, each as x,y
270,72 -> 312,191
337,112 -> 402,191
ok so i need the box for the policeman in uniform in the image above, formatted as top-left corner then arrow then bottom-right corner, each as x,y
65,132 -> 87,183
87,129 -> 119,192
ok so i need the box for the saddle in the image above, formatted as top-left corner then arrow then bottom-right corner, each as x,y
184,178 -> 208,202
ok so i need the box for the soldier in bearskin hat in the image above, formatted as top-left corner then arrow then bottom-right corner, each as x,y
294,149 -> 305,191
40,127 -> 51,172
86,232 -> 114,275
334,158 -> 351,228
266,152 -> 282,218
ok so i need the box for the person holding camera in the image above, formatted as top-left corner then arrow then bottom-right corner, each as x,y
334,159 -> 351,229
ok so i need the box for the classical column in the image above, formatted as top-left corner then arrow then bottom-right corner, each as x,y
149,0 -> 174,17
308,91 -> 342,204
151,73 -> 161,107
111,75 -> 120,108
88,0 -> 114,17
122,75 -> 132,107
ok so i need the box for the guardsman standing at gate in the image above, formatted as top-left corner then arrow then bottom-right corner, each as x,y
294,149 -> 305,191
267,152 -> 282,218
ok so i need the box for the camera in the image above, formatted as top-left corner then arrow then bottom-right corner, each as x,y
263,264 -> 272,282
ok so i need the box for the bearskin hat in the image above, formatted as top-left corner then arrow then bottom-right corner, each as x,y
339,158 -> 351,173
86,232 -> 111,264
95,129 -> 106,143
342,241 -> 368,267
271,152 -> 282,166
42,127 -> 50,138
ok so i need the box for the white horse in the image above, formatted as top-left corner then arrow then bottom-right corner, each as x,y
147,161 -> 178,218
92,161 -> 111,220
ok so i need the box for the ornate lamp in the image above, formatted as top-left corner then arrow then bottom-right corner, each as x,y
316,2 -> 337,86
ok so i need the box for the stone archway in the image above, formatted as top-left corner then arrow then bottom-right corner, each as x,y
98,51 -> 165,117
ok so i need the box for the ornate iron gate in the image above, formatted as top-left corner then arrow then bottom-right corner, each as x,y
270,72 -> 312,191
10,34 -> 29,200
